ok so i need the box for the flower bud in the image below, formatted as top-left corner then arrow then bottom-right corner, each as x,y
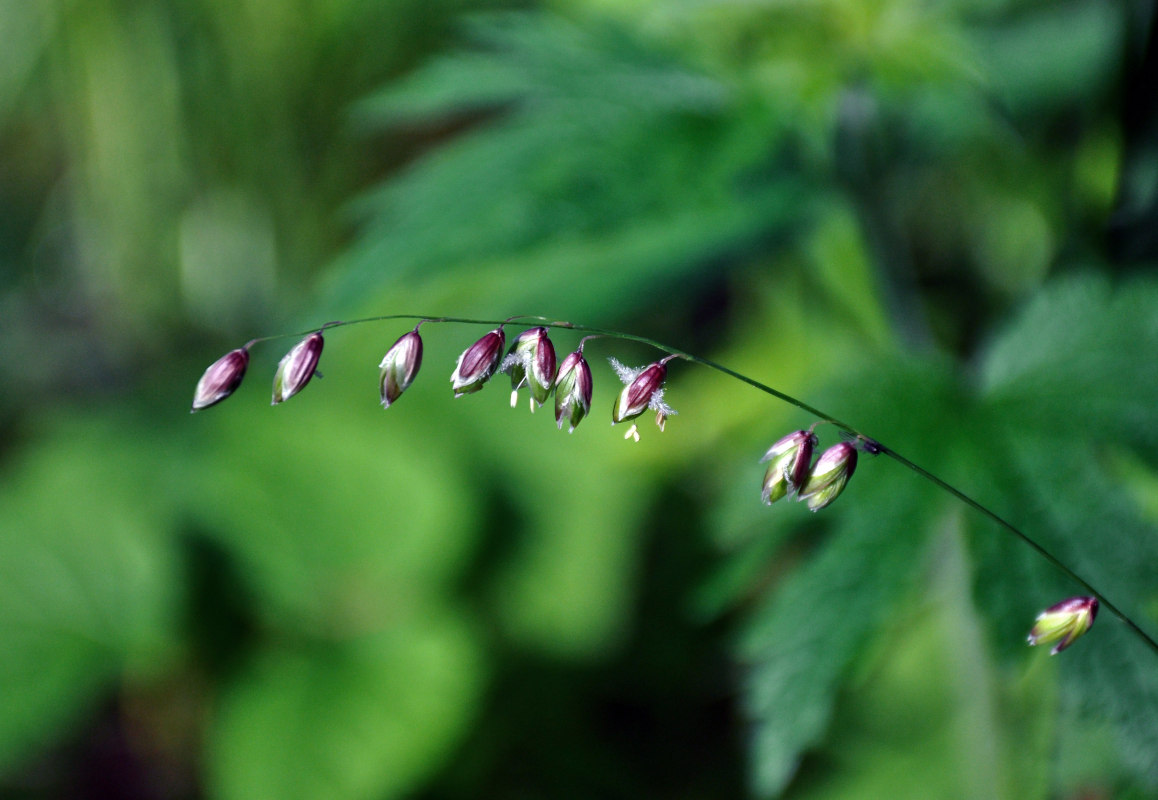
1027,596 -> 1099,655
501,327 -> 557,411
451,328 -> 506,397
760,430 -> 817,504
191,347 -> 249,411
554,350 -> 593,432
797,441 -> 857,511
379,329 -> 423,408
272,332 -> 324,405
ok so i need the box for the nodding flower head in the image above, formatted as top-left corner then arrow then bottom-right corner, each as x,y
451,328 -> 506,397
379,328 -> 423,408
609,357 -> 676,441
554,350 -> 593,433
501,327 -> 557,411
797,441 -> 857,511
760,430 -> 817,504
272,332 -> 324,405
1027,596 -> 1099,655
192,347 -> 249,412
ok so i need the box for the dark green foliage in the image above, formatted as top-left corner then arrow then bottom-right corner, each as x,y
742,469 -> 943,794
2,1 -> 1158,798
736,277 -> 1158,795
328,12 -> 809,318
978,277 -> 1158,784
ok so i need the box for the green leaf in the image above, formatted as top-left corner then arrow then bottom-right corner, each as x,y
0,419 -> 179,770
742,476 -> 943,795
353,13 -> 726,125
970,2 -> 1124,115
325,12 -> 807,313
785,534 -> 1055,800
981,274 -> 1158,452
741,358 -> 964,796
974,274 -> 1158,784
207,612 -> 484,800
970,275 -> 1158,660
1065,623 -> 1158,786
187,358 -> 478,629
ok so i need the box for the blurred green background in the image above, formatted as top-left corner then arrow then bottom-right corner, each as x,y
3,0 -> 1158,798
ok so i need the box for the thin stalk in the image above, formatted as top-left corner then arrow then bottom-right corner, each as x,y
250,312 -> 1158,657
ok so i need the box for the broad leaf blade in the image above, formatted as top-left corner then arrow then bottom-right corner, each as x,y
207,614 -> 484,800
0,420 -> 179,770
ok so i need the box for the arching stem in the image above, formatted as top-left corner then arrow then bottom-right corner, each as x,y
243,312 -> 1158,657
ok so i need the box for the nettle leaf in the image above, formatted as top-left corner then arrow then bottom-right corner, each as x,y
981,273 -> 1158,452
326,12 -> 802,311
741,475 -> 942,796
354,13 -> 727,125
1037,463 -> 1158,782
1065,622 -> 1158,786
346,11 -> 732,237
961,426 -> 1158,785
976,273 -> 1158,783
740,358 -> 968,796
954,425 -> 1063,664
740,272 -> 1158,795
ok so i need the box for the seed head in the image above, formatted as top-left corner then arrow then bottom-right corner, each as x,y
451,328 -> 506,397
760,430 -> 817,504
501,327 -> 557,411
797,441 -> 858,511
379,329 -> 423,408
609,358 -> 676,439
272,332 -> 324,405
554,350 -> 593,432
1027,596 -> 1099,655
191,347 -> 249,412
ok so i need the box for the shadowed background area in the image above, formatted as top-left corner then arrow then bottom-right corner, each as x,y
3,1 -> 1158,798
